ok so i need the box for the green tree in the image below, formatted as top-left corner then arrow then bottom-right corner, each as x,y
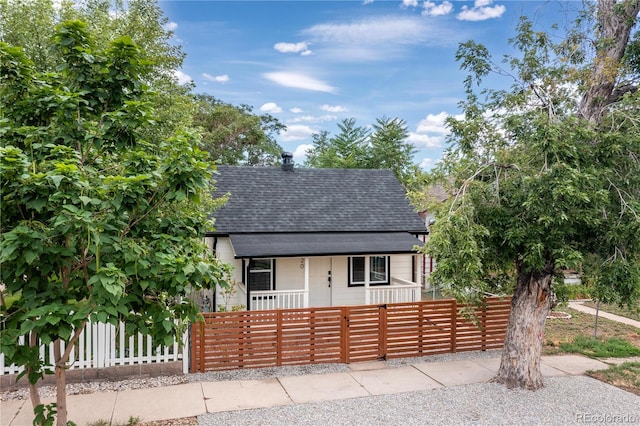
0,21 -> 229,425
368,117 -> 419,187
0,0 -> 193,139
305,118 -> 370,169
423,0 -> 640,390
192,94 -> 285,165
305,117 -> 421,188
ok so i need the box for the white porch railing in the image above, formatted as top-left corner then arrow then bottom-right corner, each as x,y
0,320 -> 189,376
369,277 -> 421,304
250,289 -> 307,310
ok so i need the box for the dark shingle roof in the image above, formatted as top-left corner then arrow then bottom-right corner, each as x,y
210,166 -> 426,235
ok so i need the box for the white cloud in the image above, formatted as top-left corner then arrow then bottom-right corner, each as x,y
300,15 -> 460,61
457,0 -> 506,21
407,133 -> 444,149
290,107 -> 303,114
288,114 -> 337,124
300,50 -> 313,56
260,102 -> 283,114
305,16 -> 427,46
264,72 -> 337,93
409,111 -> 464,148
280,125 -> 317,142
164,21 -> 178,32
422,1 -> 453,17
419,157 -> 434,170
320,104 -> 348,113
293,144 -> 314,163
274,42 -> 312,55
416,111 -> 459,134
173,70 -> 192,85
402,0 -> 419,7
202,73 -> 229,83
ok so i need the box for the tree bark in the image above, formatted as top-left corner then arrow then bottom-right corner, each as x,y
28,332 -> 42,410
53,339 -> 67,426
578,0 -> 640,124
494,262 -> 554,390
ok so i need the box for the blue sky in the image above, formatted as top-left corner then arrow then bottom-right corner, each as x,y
159,1 -> 580,169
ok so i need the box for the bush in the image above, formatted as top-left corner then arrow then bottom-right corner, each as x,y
554,283 -> 591,303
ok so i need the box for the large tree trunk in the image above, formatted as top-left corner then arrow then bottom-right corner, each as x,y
578,0 -> 640,124
494,262 -> 555,390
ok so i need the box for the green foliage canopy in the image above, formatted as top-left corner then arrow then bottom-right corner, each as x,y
305,117 -> 421,188
423,14 -> 640,308
0,21 -> 229,384
192,94 -> 285,166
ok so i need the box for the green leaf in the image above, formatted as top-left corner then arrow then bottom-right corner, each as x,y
24,250 -> 38,265
49,175 -> 64,188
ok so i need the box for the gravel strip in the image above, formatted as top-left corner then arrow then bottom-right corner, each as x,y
197,376 -> 640,426
4,349 -> 640,426
0,375 -> 190,401
0,350 -> 501,401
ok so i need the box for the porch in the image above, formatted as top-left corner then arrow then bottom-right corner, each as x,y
235,276 -> 421,311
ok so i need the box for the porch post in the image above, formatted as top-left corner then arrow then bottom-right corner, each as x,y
364,255 -> 370,305
304,257 -> 310,308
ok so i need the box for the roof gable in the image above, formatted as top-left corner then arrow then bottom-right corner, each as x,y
211,166 -> 425,234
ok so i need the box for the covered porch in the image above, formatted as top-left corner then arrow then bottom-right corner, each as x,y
231,256 -> 422,311
236,277 -> 422,310
211,231 -> 424,311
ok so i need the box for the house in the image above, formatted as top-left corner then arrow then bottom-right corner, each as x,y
205,153 -> 427,311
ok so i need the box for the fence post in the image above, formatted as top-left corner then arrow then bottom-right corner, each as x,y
450,299 -> 457,353
481,301 -> 488,352
378,305 -> 387,360
341,306 -> 349,364
277,310 -> 283,366
199,319 -> 206,373
418,302 -> 424,354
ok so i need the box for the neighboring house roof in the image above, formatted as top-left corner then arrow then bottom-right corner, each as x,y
209,163 -> 426,258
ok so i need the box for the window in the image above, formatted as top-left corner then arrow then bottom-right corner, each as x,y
348,256 -> 389,286
248,259 -> 275,291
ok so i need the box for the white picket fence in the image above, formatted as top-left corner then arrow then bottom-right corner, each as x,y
0,320 -> 190,376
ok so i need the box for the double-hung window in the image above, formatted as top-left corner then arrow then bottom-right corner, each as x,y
247,259 -> 275,291
348,256 -> 389,286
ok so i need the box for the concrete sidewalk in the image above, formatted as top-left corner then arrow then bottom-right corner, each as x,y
0,354 -> 611,426
568,301 -> 640,329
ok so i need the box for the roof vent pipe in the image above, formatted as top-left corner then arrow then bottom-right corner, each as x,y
281,152 -> 294,171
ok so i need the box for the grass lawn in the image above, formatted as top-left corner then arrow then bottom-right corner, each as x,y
544,307 -> 640,354
544,306 -> 640,395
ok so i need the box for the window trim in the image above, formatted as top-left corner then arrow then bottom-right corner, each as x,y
348,256 -> 390,287
247,258 -> 276,291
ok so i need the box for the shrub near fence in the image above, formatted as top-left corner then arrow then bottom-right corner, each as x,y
191,297 -> 511,372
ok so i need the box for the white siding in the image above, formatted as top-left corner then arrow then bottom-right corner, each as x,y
389,254 -> 415,282
275,258 -> 303,291
330,257 -> 365,306
205,236 -> 420,309
207,237 -> 244,310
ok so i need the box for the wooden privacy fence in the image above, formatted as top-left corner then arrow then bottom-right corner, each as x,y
191,297 -> 511,372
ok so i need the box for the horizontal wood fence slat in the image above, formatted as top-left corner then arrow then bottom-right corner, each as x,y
191,297 -> 511,372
